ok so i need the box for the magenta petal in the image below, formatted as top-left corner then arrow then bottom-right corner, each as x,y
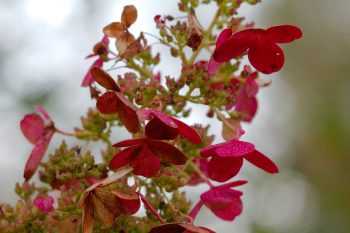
137,109 -> 153,120
244,150 -> 279,174
235,95 -> 258,123
109,145 -> 139,169
171,117 -> 201,144
200,143 -> 221,158
96,91 -> 119,114
207,156 -> 243,182
266,25 -> 302,43
145,117 -> 179,140
81,58 -> 104,87
130,145 -> 161,177
217,180 -> 248,190
35,105 -> 51,121
216,28 -> 233,47
24,130 -> 54,181
248,40 -> 284,74
244,76 -> 259,97
200,188 -> 243,221
147,140 -> 187,165
33,196 -> 54,212
20,113 -> 45,144
215,140 -> 255,157
113,138 -> 149,147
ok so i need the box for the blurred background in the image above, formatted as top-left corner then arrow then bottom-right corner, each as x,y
0,0 -> 349,233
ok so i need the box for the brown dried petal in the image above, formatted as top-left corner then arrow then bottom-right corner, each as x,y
82,196 -> 94,233
91,67 -> 120,91
103,22 -> 126,38
121,5 -> 137,28
116,32 -> 135,54
120,38 -> 143,59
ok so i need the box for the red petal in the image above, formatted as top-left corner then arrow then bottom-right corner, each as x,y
96,91 -> 119,114
200,188 -> 243,221
109,145 -> 139,169
200,143 -> 220,158
244,76 -> 259,97
145,117 -> 179,140
266,25 -> 302,43
215,140 -> 255,157
35,105 -> 52,121
248,40 -> 284,74
213,29 -> 265,62
112,189 -> 140,215
24,130 -> 54,181
147,140 -> 187,165
216,28 -> 232,47
171,117 -> 201,144
149,223 -> 184,233
207,156 -> 243,182
244,150 -> 279,173
20,113 -> 45,144
129,145 -> 160,177
208,55 -> 222,75
151,110 -> 178,128
81,58 -> 103,87
137,109 -> 153,120
113,138 -> 149,147
217,180 -> 248,190
116,93 -> 140,133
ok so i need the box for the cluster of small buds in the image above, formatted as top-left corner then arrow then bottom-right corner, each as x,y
0,1 -> 302,232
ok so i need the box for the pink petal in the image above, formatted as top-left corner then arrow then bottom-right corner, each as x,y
248,39 -> 284,74
116,93 -> 140,133
147,140 -> 187,165
215,140 -> 255,157
96,91 -> 119,114
200,188 -> 243,221
130,145 -> 161,177
244,76 -> 259,97
216,180 -> 248,190
101,35 -> 109,47
244,150 -> 279,173
81,58 -> 104,87
208,55 -> 222,75
266,25 -> 302,43
24,130 -> 54,181
33,196 -> 54,212
235,95 -> 258,122
137,109 -> 153,120
207,156 -> 243,182
145,117 -> 179,140
200,143 -> 221,158
20,113 -> 45,144
85,53 -> 97,59
213,29 -> 265,62
109,145 -> 139,169
35,105 -> 52,121
171,117 -> 201,144
113,138 -> 149,147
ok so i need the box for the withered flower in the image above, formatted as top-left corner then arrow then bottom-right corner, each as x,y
186,9 -> 204,51
78,167 -> 140,233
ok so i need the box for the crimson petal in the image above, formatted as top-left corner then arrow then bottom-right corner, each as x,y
207,156 -> 243,182
235,95 -> 258,123
81,58 -> 103,87
171,117 -> 201,144
91,67 -> 120,91
115,93 -> 140,133
248,40 -> 284,74
266,25 -> 302,43
244,150 -> 279,173
129,145 -> 160,177
147,141 -> 187,165
113,138 -> 149,147
145,117 -> 179,140
109,145 -> 139,169
96,91 -> 119,114
20,113 -> 45,144
215,140 -> 255,157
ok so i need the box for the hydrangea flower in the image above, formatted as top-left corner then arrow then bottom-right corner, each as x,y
110,138 -> 187,177
200,140 -> 279,182
209,25 -> 302,74
33,195 -> 54,212
20,106 -> 55,181
138,109 -> 201,144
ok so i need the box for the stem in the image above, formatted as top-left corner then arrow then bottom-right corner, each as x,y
55,128 -> 76,137
214,108 -> 236,131
191,162 -> 214,188
188,200 -> 204,221
138,191 -> 164,223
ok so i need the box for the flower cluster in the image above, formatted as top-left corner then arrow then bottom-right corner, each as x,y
1,1 -> 302,233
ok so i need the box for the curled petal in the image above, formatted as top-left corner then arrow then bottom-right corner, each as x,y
266,25 -> 302,43
171,117 -> 201,144
35,105 -> 52,121
248,40 -> 284,74
20,113 -> 45,144
91,67 -> 120,91
24,130 -> 54,181
82,58 -> 104,87
244,150 -> 279,173
207,156 -> 243,182
147,141 -> 187,165
96,91 -> 119,114
151,110 -> 178,128
216,28 -> 233,47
